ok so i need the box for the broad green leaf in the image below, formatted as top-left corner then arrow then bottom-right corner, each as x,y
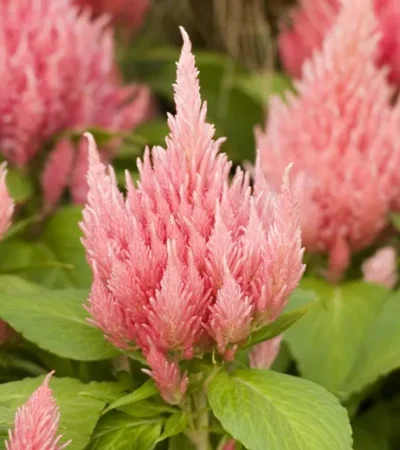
243,288 -> 317,349
343,290 -> 400,393
0,376 -> 112,450
0,275 -> 43,294
104,380 -> 158,414
237,72 -> 294,104
80,381 -> 129,405
208,369 -> 352,450
88,411 -> 161,450
285,278 -> 389,394
119,399 -> 177,418
157,412 -> 188,442
6,168 -> 33,203
41,206 -> 92,288
0,287 -> 117,360
168,433 -> 196,450
0,406 -> 14,426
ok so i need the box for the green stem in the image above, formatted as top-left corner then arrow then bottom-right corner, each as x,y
191,391 -> 209,450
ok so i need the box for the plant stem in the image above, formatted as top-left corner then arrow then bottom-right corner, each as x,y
191,391 -> 209,450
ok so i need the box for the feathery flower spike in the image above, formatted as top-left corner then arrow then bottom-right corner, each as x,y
0,163 -> 13,240
6,372 -> 70,450
257,0 -> 399,282
279,0 -> 400,84
82,28 -> 304,403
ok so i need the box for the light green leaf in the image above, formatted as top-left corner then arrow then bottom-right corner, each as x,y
243,288 -> 316,349
208,369 -> 352,450
6,168 -> 33,203
41,206 -> 92,288
157,412 -> 188,442
0,287 -> 117,360
88,411 -> 162,450
118,399 -> 177,418
0,406 -> 14,426
343,290 -> 400,393
104,380 -> 158,414
237,72 -> 294,104
0,376 -> 112,450
285,278 -> 389,395
389,212 -> 400,232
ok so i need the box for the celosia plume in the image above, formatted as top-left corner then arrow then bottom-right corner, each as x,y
362,247 -> 398,289
81,28 -> 304,404
6,372 -> 70,450
0,0 -> 152,206
249,335 -> 283,370
279,0 -> 400,84
75,0 -> 149,31
257,0 -> 399,282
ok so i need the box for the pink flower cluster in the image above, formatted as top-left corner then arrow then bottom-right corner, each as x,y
279,0 -> 400,84
362,247 -> 398,289
6,373 -> 70,450
257,0 -> 400,281
81,29 -> 304,404
0,0 -> 152,207
75,0 -> 149,31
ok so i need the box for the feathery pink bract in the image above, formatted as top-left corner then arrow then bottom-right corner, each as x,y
257,0 -> 399,282
75,0 -> 149,31
6,372 -> 70,450
362,247 -> 398,289
249,335 -> 283,370
0,163 -> 13,240
81,28 -> 304,403
279,0 -> 400,84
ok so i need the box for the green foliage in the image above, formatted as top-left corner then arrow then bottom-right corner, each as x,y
0,376 -> 113,450
6,169 -> 34,203
0,277 -> 117,360
208,368 -> 352,450
285,277 -> 389,396
157,412 -> 188,442
87,411 -> 162,450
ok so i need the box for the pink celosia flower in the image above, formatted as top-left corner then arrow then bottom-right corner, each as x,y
362,247 -> 398,289
223,440 -> 236,450
257,0 -> 400,282
82,28 -> 304,403
0,163 -> 13,240
249,335 -> 283,370
6,372 -> 70,450
279,0 -> 400,84
0,0 -> 152,206
75,0 -> 149,31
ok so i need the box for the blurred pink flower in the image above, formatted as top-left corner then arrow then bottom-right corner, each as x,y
75,0 -> 149,31
257,0 -> 399,282
81,28 -> 304,403
6,372 -> 70,450
362,247 -> 398,289
249,335 -> 283,370
0,0 -> 152,206
223,440 -> 236,450
279,0 -> 400,84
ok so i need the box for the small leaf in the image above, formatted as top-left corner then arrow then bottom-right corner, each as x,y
6,169 -> 33,203
243,288 -> 316,349
157,412 -> 188,442
41,206 -> 92,288
119,400 -> 177,418
104,380 -> 158,414
208,369 -> 352,450
0,286 -> 117,361
285,278 -> 389,395
88,411 -> 162,450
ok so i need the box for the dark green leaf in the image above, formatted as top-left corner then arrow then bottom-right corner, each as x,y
104,380 -> 158,414
6,168 -> 33,203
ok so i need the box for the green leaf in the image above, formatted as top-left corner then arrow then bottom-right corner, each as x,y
389,212 -> 400,232
285,278 -> 389,395
208,369 -> 352,450
243,288 -> 317,349
6,168 -> 33,203
0,286 -> 117,360
104,380 -> 158,414
352,423 -> 389,450
88,411 -> 161,450
0,376 -> 112,450
157,412 -> 188,442
118,399 -> 177,418
0,406 -> 14,426
41,206 -> 92,288
168,433 -> 196,450
343,290 -> 400,393
237,72 -> 294,104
